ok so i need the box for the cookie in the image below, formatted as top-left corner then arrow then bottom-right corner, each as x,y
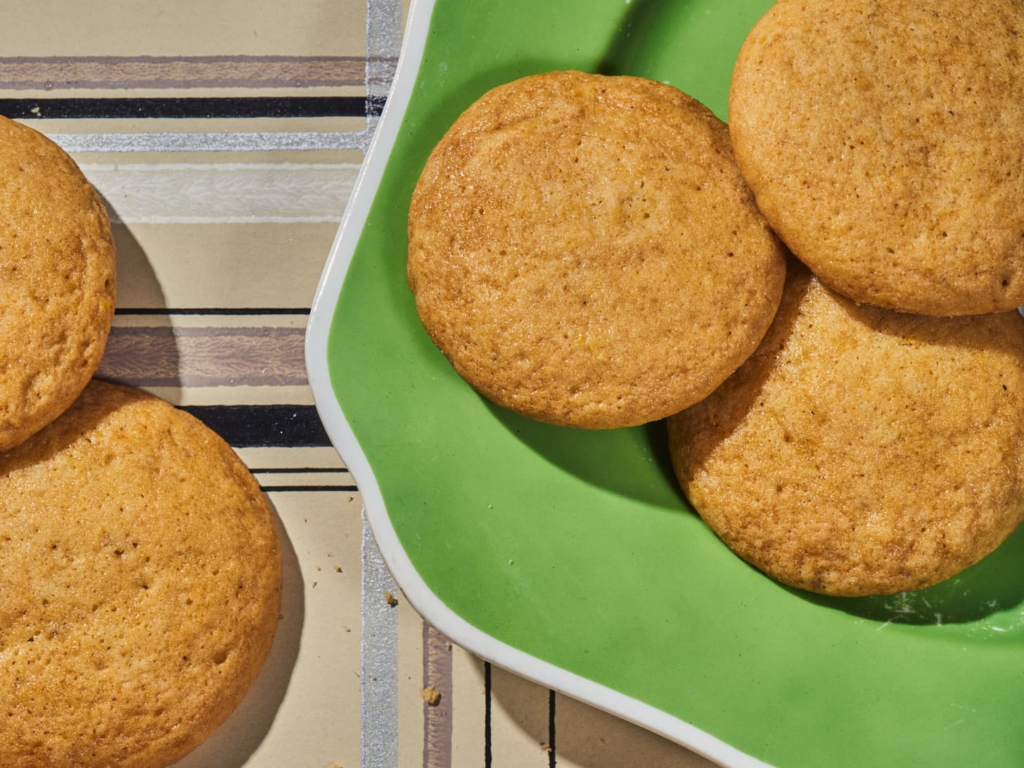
668,265 -> 1024,596
408,71 -> 786,429
729,0 -> 1024,316
0,117 -> 116,449
0,381 -> 281,767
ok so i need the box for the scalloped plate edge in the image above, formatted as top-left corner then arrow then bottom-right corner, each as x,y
304,1 -> 769,765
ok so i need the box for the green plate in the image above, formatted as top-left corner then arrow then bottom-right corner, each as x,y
306,1 -> 1024,765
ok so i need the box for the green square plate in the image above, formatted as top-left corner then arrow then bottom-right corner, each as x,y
306,1 -> 1024,764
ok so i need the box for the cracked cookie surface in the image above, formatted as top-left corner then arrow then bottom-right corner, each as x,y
730,0 -> 1024,315
0,381 -> 281,767
409,71 -> 785,428
0,117 -> 116,449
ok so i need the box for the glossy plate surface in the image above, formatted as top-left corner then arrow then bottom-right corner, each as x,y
306,1 -> 1024,765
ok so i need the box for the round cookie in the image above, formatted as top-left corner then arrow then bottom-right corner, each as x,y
668,265 -> 1024,597
729,0 -> 1024,316
0,117 -> 116,449
408,71 -> 786,429
0,381 -> 281,767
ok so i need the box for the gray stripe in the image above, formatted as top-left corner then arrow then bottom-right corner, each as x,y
0,55 -> 377,90
422,623 -> 454,768
367,0 -> 404,96
361,513 -> 399,768
97,326 -> 307,387
83,162 -> 358,224
50,130 -> 373,153
361,3 -> 404,765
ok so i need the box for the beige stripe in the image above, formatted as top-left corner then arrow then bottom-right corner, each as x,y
233,446 -> 346,471
555,693 -> 715,768
253,471 -> 352,487
97,326 -> 306,386
397,593 -> 427,768
422,624 -> 454,768
139,385 -> 314,407
112,314 -> 310,330
0,56 -> 377,90
0,0 -> 366,58
112,222 -> 336,310
490,666 -> 556,766
82,162 -> 359,224
450,649 -> 487,766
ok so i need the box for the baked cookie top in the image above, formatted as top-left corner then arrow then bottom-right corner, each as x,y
409,71 -> 786,429
0,117 -> 116,449
0,381 -> 281,768
730,0 -> 1024,316
669,265 -> 1024,597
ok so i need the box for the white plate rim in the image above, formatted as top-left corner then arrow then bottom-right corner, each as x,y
304,2 -> 770,765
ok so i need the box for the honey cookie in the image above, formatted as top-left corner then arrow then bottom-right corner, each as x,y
0,381 -> 281,767
669,265 -> 1024,596
409,71 -> 786,428
730,0 -> 1024,316
0,117 -> 116,449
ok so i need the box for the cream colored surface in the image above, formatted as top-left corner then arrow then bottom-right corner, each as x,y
490,666 -> 555,766
397,596 -> 427,768
141,385 -> 314,407
176,490 -> 363,768
556,695 -> 714,768
450,647 -> 488,766
113,222 -> 335,309
0,0 -> 366,57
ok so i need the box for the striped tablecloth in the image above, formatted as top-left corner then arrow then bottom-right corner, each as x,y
1,1 -> 713,766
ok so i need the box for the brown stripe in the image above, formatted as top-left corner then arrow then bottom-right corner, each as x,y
0,55 -> 389,90
97,326 -> 306,386
422,622 -> 454,768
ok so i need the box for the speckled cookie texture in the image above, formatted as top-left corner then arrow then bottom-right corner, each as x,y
0,116 -> 116,450
730,0 -> 1024,316
668,265 -> 1024,597
408,71 -> 786,428
0,381 -> 281,768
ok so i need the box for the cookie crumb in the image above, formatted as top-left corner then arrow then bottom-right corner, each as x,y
421,686 -> 441,706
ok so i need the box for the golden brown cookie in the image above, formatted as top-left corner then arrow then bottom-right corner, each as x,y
0,381 -> 281,767
730,0 -> 1024,316
668,265 -> 1024,597
409,71 -> 786,428
0,117 -> 116,449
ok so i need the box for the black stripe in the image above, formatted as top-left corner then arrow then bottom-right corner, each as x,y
0,96 -> 367,120
548,690 -> 557,768
180,405 -> 329,448
260,485 -> 357,492
251,467 -> 348,474
484,662 -> 493,768
367,93 -> 387,117
116,307 -> 310,316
